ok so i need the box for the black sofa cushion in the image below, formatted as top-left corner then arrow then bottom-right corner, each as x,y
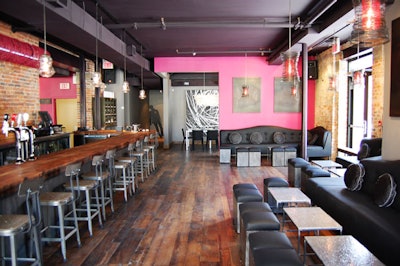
273,131 -> 285,144
374,173 -> 397,207
229,132 -> 242,144
250,132 -> 263,144
344,163 -> 365,191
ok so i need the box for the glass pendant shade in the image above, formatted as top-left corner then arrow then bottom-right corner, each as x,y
122,81 -> 130,93
139,89 -> 146,99
39,54 -> 55,77
281,51 -> 300,83
241,85 -> 249,97
351,0 -> 389,47
92,71 -> 102,87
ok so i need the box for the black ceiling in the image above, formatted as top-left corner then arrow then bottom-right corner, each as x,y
0,0 -> 385,90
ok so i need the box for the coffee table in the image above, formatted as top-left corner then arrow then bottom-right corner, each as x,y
328,167 -> 347,178
268,187 -> 311,209
283,207 -> 342,254
311,160 -> 342,169
304,235 -> 384,265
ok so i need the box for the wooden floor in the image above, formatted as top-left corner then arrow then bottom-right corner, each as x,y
42,144 -> 290,266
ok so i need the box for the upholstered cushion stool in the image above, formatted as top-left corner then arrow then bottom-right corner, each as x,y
233,184 -> 263,233
237,148 -> 249,167
248,148 -> 261,167
284,147 -> 297,165
248,231 -> 300,266
263,177 -> 288,213
240,211 -> 280,266
288,158 -> 310,188
250,248 -> 302,266
300,165 -> 331,192
220,146 -> 231,164
271,147 -> 285,167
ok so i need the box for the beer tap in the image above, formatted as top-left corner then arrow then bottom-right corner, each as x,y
3,113 -> 23,164
20,113 -> 35,161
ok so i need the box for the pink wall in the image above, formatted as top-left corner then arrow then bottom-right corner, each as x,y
39,76 -> 76,124
155,57 -> 315,130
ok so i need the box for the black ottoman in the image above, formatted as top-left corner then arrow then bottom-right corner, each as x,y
288,158 -> 310,188
300,165 -> 330,192
263,177 -> 289,213
250,248 -> 303,266
233,185 -> 263,233
240,211 -> 280,266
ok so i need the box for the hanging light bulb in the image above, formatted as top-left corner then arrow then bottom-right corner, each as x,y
281,0 -> 300,95
139,45 -> 146,99
39,0 -> 55,78
92,2 -> 102,87
242,53 -> 249,97
122,32 -> 130,93
351,0 -> 389,47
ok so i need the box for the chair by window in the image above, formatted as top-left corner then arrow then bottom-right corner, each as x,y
191,130 -> 204,151
206,130 -> 219,150
182,128 -> 192,149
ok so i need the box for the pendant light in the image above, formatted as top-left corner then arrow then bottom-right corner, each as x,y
350,0 -> 389,47
39,0 -> 55,78
139,45 -> 146,99
92,2 -> 102,87
122,32 -> 130,93
281,0 -> 299,95
242,53 -> 249,97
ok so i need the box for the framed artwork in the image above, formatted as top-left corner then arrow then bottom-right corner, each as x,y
233,77 -> 261,113
274,77 -> 302,113
185,89 -> 219,129
390,17 -> 400,117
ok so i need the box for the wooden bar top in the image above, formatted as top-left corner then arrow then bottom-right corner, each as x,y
0,131 -> 150,195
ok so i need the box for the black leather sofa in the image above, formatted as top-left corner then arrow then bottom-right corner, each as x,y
336,138 -> 382,168
303,158 -> 400,265
219,125 -> 332,158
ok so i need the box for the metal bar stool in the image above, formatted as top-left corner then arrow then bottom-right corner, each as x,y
129,140 -> 147,182
109,149 -> 133,202
40,163 -> 81,262
144,135 -> 156,172
81,154 -> 114,221
63,162 -> 103,237
0,179 -> 43,266
114,145 -> 137,194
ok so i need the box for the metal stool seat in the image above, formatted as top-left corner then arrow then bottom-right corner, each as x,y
143,135 -> 156,172
40,163 -> 81,261
81,154 -> 114,221
129,140 -> 147,182
115,144 -> 138,192
0,179 -> 42,266
110,149 -> 134,202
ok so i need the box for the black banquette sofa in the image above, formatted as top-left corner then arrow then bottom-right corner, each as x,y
219,125 -> 332,158
335,137 -> 382,167
303,158 -> 400,265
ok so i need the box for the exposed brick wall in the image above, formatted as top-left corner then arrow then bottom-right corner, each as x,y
316,42 -> 384,158
0,22 -> 40,144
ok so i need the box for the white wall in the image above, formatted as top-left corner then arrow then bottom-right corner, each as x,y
382,1 -> 400,159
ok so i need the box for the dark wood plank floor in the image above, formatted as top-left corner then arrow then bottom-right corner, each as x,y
43,144 -> 289,266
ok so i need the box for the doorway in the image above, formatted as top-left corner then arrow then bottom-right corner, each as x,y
56,99 -> 77,147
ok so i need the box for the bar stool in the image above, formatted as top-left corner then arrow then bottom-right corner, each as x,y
110,149 -> 134,202
138,139 -> 151,176
40,163 -> 81,262
114,145 -> 137,193
129,140 -> 147,182
144,135 -> 156,172
81,154 -> 114,221
0,179 -> 42,266
63,162 -> 103,237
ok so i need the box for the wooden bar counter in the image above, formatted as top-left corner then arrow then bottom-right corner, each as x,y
0,131 -> 150,196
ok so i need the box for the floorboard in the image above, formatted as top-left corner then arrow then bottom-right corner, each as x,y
42,144 -> 294,265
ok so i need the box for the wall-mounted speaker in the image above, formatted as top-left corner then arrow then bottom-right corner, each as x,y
308,60 -> 318,80
103,69 -> 116,84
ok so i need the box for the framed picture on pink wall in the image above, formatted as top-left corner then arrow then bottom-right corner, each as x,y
232,77 -> 261,113
274,77 -> 302,113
